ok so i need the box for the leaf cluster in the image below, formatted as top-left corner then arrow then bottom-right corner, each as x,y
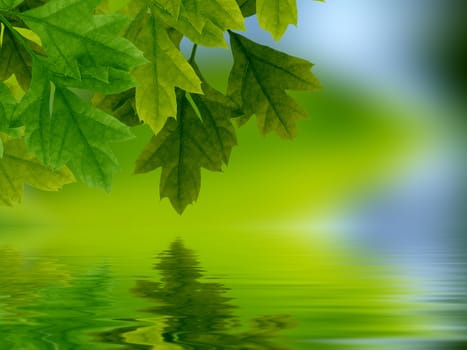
0,0 -> 321,213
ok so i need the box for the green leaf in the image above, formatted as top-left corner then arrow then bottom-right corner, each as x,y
0,80 -> 18,157
129,4 -> 202,133
51,65 -> 137,94
0,0 -> 22,9
0,27 -> 34,90
0,80 -> 16,132
191,71 -> 240,165
135,92 -> 223,214
236,0 -> 256,17
55,87 -> 134,190
19,0 -> 146,87
0,137 -> 75,206
153,0 -> 245,47
135,73 -> 240,213
17,0 -> 48,11
228,32 -> 320,138
14,63 -> 52,164
7,0 -> 147,192
107,0 -> 130,11
16,62 -> 134,190
0,0 -> 324,211
256,0 -> 297,40
92,88 -> 141,127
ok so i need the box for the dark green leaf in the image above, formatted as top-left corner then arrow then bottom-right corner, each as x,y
0,28 -> 34,90
236,0 -> 256,17
0,81 -> 16,133
92,88 -> 141,127
228,32 -> 320,138
135,92 -> 223,214
191,75 -> 240,165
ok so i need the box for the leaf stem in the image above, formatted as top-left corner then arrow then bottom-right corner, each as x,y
0,13 -> 37,59
189,44 -> 198,64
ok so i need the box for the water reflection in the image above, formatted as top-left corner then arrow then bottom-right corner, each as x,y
100,239 -> 295,349
0,248 -> 118,349
0,248 -> 69,349
3,237 -> 465,349
0,248 -> 68,321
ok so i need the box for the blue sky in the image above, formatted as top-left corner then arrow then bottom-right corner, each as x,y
245,0 -> 443,101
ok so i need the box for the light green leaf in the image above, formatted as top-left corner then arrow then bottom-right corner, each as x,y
228,32 -> 320,138
16,62 -> 134,190
19,0 -> 146,86
257,0 -> 297,40
153,0 -> 245,47
0,137 -> 75,206
0,0 -> 22,9
130,4 -> 202,133
135,92 -> 222,214
154,0 -> 182,18
107,0 -> 130,11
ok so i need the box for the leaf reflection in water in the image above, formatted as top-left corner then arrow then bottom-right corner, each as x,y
98,239 -> 295,349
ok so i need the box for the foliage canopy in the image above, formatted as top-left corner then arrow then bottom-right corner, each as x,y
0,0 -> 321,213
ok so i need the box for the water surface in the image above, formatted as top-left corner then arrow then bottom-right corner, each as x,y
1,228 -> 464,350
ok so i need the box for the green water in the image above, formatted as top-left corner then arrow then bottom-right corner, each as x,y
0,228 -> 457,350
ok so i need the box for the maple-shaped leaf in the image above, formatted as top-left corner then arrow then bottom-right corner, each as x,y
128,2 -> 202,133
153,0 -> 245,47
135,84 -> 238,214
17,0 -> 146,89
228,32 -> 320,138
256,0 -> 297,40
15,62 -> 134,190
135,94 -> 214,214
0,137 -> 75,206
236,0 -> 256,17
5,0 -> 146,191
